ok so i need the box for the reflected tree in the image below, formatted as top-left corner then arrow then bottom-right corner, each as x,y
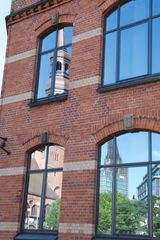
44,200 -> 60,230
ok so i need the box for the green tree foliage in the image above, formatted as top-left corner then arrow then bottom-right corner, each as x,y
44,200 -> 60,230
98,192 -> 147,235
153,196 -> 160,237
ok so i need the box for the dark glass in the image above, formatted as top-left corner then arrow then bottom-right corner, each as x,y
41,31 -> 56,52
120,0 -> 149,27
120,23 -> 148,80
43,172 -> 62,230
54,47 -> 72,94
104,32 -> 117,85
24,173 -> 43,230
152,164 -> 160,237
98,168 -> 113,234
30,147 -> 46,170
101,139 -> 114,165
116,167 -> 148,235
152,0 -> 160,16
152,18 -> 160,74
37,52 -> 55,99
47,145 -> 64,169
106,10 -> 118,32
116,132 -> 148,164
57,26 -> 73,47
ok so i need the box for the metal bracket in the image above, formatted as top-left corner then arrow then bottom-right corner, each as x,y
0,137 -> 11,155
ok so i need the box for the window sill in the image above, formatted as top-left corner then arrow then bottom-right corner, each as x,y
97,75 -> 160,93
29,93 -> 68,107
14,233 -> 58,240
93,236 -> 157,240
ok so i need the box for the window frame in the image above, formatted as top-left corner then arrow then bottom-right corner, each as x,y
100,0 -> 160,91
33,24 -> 73,104
20,144 -> 64,236
95,131 -> 160,240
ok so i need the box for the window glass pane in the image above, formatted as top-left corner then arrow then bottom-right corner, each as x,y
30,146 -> 46,170
152,133 -> 160,161
116,167 -> 148,235
120,0 -> 149,27
116,132 -> 148,164
43,172 -> 62,230
152,0 -> 160,16
98,168 -> 113,235
57,26 -> 73,47
24,173 -> 43,230
104,32 -> 117,85
152,164 -> 160,237
120,23 -> 148,80
41,31 -> 56,52
54,46 -> 72,94
37,52 -> 55,99
100,139 -> 114,165
152,18 -> 160,74
106,10 -> 118,32
47,145 -> 64,169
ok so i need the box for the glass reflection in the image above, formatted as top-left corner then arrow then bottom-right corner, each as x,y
41,31 -> 56,52
106,10 -> 118,32
100,140 -> 114,165
58,27 -> 73,47
37,52 -> 54,99
48,146 -> 64,169
152,0 -> 160,16
152,18 -> 160,74
116,167 -> 148,235
30,146 -> 46,170
120,23 -> 148,80
43,172 -> 62,230
98,168 -> 113,234
152,133 -> 160,161
54,47 -> 72,95
104,32 -> 117,85
120,0 -> 149,27
152,164 -> 160,237
117,132 -> 148,164
24,173 -> 43,230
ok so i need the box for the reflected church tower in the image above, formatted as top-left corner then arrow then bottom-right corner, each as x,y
100,139 -> 128,197
46,29 -> 71,95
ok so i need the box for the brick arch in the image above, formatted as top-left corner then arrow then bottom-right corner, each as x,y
93,115 -> 160,145
22,130 -> 68,152
98,0 -> 126,15
35,13 -> 76,38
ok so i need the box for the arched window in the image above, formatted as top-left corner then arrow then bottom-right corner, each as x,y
56,61 -> 62,71
96,131 -> 160,239
103,0 -> 160,88
22,145 -> 64,235
35,25 -> 73,100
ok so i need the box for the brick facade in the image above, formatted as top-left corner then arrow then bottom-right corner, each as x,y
1,0 -> 160,239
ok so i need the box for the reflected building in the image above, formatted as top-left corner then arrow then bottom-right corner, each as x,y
100,140 -> 128,197
137,164 -> 160,201
46,29 -> 71,96
25,146 -> 64,230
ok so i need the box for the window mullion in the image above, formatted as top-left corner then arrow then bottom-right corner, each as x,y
39,146 -> 49,229
148,132 -> 153,237
50,28 -> 59,96
112,137 -> 116,235
148,0 -> 152,75
116,6 -> 120,83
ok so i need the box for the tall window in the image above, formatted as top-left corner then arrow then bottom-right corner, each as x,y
103,0 -> 160,86
97,131 -> 160,239
35,25 -> 73,100
22,145 -> 64,234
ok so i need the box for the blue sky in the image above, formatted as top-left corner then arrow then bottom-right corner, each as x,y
0,0 -> 12,94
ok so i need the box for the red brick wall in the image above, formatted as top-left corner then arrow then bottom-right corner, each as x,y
1,0 -> 160,239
